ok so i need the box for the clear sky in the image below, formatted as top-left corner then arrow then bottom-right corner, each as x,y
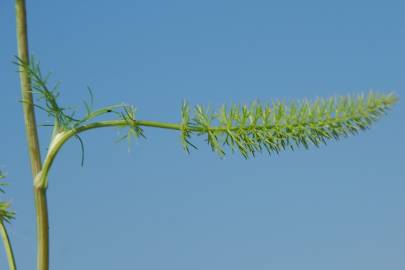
1,1 -> 404,269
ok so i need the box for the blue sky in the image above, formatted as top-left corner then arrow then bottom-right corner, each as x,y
1,1 -> 404,269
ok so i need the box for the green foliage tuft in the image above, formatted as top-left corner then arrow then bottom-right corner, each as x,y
0,171 -> 15,224
15,57 -> 147,162
116,105 -> 146,146
15,57 -> 132,132
14,56 -> 76,131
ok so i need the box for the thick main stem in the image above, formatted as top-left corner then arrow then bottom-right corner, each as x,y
0,221 -> 17,270
15,1 -> 49,270
34,190 -> 49,270
15,0 -> 42,175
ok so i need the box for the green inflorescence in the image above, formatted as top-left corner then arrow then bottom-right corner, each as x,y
180,93 -> 398,158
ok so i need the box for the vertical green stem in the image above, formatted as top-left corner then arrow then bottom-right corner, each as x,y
15,0 -> 42,174
0,221 -> 17,270
34,190 -> 49,270
15,1 -> 49,270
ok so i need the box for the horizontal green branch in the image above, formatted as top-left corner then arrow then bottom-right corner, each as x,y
21,56 -> 399,187
34,91 -> 397,188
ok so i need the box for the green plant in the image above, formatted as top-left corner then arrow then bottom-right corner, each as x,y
4,1 -> 397,270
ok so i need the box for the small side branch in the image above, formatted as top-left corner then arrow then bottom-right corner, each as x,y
0,221 -> 17,270
36,92 -> 398,188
